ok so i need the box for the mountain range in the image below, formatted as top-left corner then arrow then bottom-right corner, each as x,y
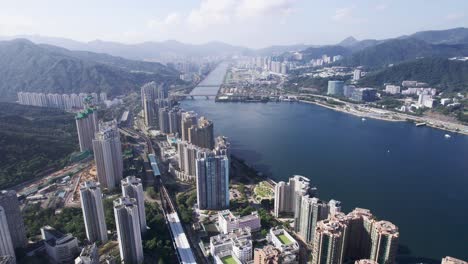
0,39 -> 181,101
4,27 -> 468,62
297,27 -> 468,68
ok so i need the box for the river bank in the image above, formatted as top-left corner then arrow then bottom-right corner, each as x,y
299,99 -> 468,136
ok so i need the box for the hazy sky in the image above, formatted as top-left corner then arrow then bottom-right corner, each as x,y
1,0 -> 467,48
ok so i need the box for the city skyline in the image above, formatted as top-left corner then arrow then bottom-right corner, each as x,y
1,0 -> 467,48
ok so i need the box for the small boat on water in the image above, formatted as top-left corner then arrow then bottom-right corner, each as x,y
361,118 -> 366,121
415,122 -> 427,127
444,134 -> 451,139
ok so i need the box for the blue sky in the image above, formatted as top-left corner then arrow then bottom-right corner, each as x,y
0,0 -> 467,48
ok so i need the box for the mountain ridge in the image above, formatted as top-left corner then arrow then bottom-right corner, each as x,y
0,39 -> 181,101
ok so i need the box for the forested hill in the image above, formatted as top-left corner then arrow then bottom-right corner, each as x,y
0,102 -> 77,188
340,38 -> 468,69
0,39 -> 181,101
359,58 -> 468,92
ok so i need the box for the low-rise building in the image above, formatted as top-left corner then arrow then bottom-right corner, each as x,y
218,210 -> 261,234
210,227 -> 252,262
385,85 -> 401,94
75,244 -> 99,264
41,226 -> 79,263
351,88 -> 377,102
253,245 -> 298,264
268,227 -> 299,255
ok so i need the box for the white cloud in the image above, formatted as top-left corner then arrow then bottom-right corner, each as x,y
186,0 -> 296,30
332,7 -> 353,21
147,12 -> 182,29
235,0 -> 296,19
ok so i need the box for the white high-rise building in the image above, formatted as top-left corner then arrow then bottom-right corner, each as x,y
92,120 -> 123,190
0,190 -> 27,249
298,197 -> 329,243
121,176 -> 147,233
353,69 -> 362,81
80,181 -> 108,243
273,175 -> 317,219
0,206 -> 15,262
114,197 -> 144,264
76,108 -> 99,152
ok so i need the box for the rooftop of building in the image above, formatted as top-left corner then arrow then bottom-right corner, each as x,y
373,221 -> 399,236
441,257 -> 468,264
75,107 -> 95,119
221,255 -> 239,264
355,259 -> 379,264
316,219 -> 345,237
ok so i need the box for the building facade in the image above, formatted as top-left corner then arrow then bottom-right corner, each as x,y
273,175 -> 317,219
121,176 -> 147,233
188,116 -> 215,149
311,219 -> 347,264
0,190 -> 27,248
196,150 -> 229,210
80,181 -> 108,243
92,120 -> 123,190
327,81 -> 345,97
0,207 -> 15,262
75,108 -> 99,152
298,197 -> 329,243
114,197 -> 144,264
369,221 -> 399,264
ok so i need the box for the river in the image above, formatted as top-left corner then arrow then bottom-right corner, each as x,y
181,64 -> 468,261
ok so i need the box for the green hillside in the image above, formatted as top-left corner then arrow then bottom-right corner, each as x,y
0,103 -> 78,188
0,39 -> 182,101
359,58 -> 468,92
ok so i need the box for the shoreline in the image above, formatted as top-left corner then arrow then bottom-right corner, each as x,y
299,99 -> 468,136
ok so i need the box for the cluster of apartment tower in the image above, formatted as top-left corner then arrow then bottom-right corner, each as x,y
141,82 -> 230,211
17,91 -> 106,110
79,176 -> 147,264
274,176 -> 399,264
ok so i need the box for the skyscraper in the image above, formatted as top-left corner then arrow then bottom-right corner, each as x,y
345,208 -> 375,260
298,197 -> 329,243
0,206 -> 15,262
121,176 -> 147,233
189,116 -> 214,149
181,112 -> 197,141
370,221 -> 399,264
168,108 -> 184,136
311,219 -> 347,264
196,150 -> 229,210
141,82 -> 158,127
177,141 -> 199,181
158,107 -> 170,133
75,108 -> 98,152
80,181 -> 108,243
0,190 -> 27,248
114,197 -> 144,264
92,120 -> 123,190
273,175 -> 317,218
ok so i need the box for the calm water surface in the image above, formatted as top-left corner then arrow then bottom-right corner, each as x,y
181,64 -> 468,261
